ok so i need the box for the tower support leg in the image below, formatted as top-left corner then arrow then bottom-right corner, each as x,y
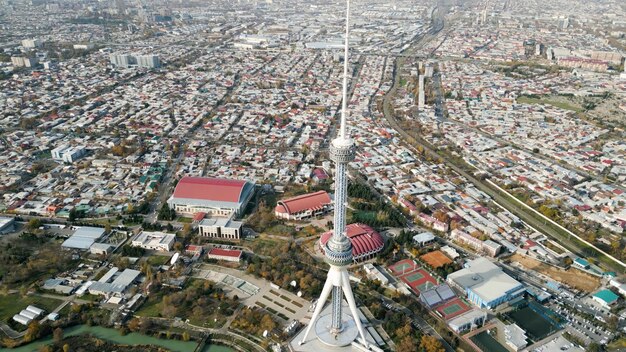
341,270 -> 369,348
300,273 -> 335,345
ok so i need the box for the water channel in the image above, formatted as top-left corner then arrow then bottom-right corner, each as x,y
4,325 -> 235,352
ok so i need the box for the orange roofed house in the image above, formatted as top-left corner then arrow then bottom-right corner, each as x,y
275,190 -> 333,220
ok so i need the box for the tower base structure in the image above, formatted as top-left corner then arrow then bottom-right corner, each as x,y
288,302 -> 380,352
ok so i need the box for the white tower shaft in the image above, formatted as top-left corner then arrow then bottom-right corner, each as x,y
299,0 -> 369,349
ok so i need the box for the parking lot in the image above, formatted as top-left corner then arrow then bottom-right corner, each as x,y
551,302 -> 614,345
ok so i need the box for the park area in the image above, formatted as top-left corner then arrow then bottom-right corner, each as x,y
510,254 -> 600,293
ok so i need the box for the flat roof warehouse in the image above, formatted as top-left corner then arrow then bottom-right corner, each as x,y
61,226 -> 105,249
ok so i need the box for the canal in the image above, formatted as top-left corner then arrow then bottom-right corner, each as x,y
4,325 -> 235,352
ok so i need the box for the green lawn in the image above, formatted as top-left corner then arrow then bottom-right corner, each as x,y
147,255 -> 171,266
86,218 -> 118,226
135,298 -> 162,318
266,224 -> 296,237
517,96 -> 583,112
177,217 -> 193,223
79,293 -> 103,302
0,294 -> 63,322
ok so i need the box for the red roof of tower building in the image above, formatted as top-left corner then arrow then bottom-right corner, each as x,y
275,191 -> 332,215
320,223 -> 385,259
172,177 -> 247,203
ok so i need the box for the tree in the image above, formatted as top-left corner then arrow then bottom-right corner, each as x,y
127,318 -> 141,332
587,343 -> 602,352
158,203 -> 176,221
24,321 -> 41,342
28,218 -> 42,230
420,335 -> 445,352
115,257 -> 130,270
68,208 -> 77,222
260,314 -> 276,333
396,335 -> 417,352
63,344 -> 70,352
182,331 -> 190,342
53,327 -> 64,345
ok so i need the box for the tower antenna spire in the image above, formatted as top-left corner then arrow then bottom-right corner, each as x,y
339,0 -> 351,139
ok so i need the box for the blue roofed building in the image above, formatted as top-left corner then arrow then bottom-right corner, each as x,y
573,258 -> 590,270
592,289 -> 619,308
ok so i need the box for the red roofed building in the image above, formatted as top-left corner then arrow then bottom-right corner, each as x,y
167,177 -> 255,217
275,191 -> 333,220
319,223 -> 385,263
207,248 -> 242,262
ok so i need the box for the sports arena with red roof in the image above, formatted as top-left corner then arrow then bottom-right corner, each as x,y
275,191 -> 332,220
167,177 -> 255,217
320,223 -> 385,263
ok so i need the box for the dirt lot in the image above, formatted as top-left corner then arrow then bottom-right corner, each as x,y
510,254 -> 601,293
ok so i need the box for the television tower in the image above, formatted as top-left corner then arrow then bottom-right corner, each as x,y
299,0 -> 369,348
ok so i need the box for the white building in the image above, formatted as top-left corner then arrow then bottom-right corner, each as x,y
198,217 -> 242,239
12,314 -> 32,326
441,245 -> 460,259
11,56 -> 37,67
21,38 -> 41,48
363,263 -> 389,285
504,323 -> 528,351
447,258 -> 525,309
62,227 -> 106,250
90,242 -> 114,255
73,43 -> 94,50
109,53 -> 160,68
135,54 -> 160,68
51,145 -> 87,163
131,231 -> 176,251
447,309 -> 487,333
88,268 -> 141,297
413,232 -> 436,247
109,53 -> 132,68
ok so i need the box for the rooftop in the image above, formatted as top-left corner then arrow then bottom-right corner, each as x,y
208,248 -> 242,258
320,223 -> 384,258
275,190 -> 332,215
172,177 -> 252,203
61,226 -> 106,249
593,289 -> 619,304
447,257 -> 523,304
